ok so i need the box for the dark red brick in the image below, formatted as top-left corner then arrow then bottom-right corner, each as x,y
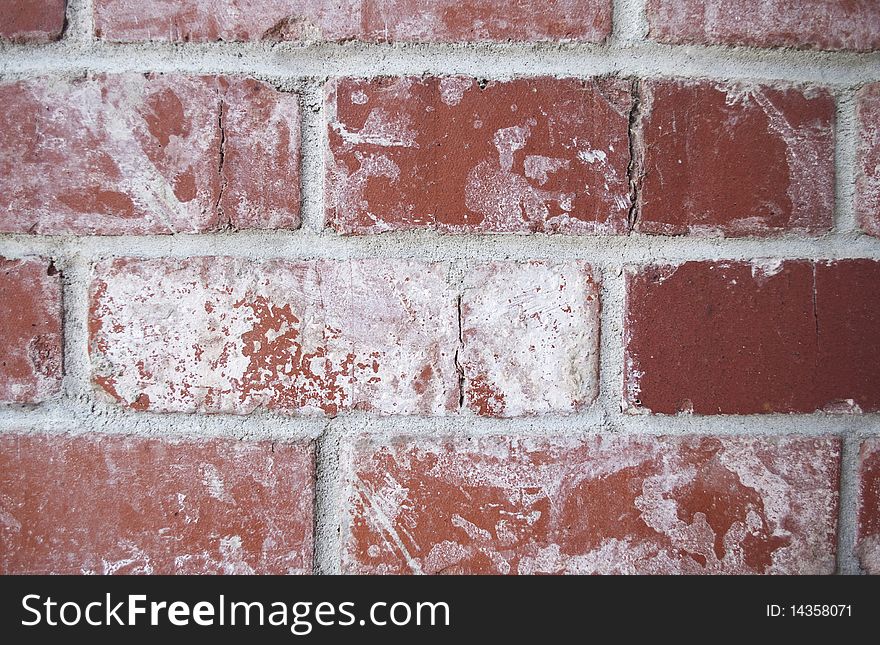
0,258 -> 62,403
637,79 -> 835,237
815,260 -> 880,413
0,432 -> 314,574
326,76 -> 633,235
625,260 -> 880,414
343,434 -> 840,574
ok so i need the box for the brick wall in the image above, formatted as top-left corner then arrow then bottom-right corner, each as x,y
0,0 -> 878,575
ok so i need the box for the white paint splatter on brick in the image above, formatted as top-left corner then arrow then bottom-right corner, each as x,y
460,261 -> 600,416
89,257 -> 458,416
343,434 -> 840,574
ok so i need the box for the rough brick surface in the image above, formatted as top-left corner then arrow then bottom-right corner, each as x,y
460,261 -> 600,416
858,439 -> 880,574
0,258 -> 62,403
0,74 -> 300,235
637,79 -> 835,237
326,76 -> 633,235
857,83 -> 880,237
0,433 -> 314,574
94,0 -> 612,43
0,0 -> 66,42
647,0 -> 880,51
625,260 -> 880,414
220,78 -> 301,230
343,434 -> 840,574
89,258 -> 458,415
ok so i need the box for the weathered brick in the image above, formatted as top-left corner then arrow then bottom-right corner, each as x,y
326,76 -> 633,235
89,258 -> 458,415
0,432 -> 314,574
220,78 -> 301,231
625,260 -> 880,414
636,79 -> 835,237
460,261 -> 600,416
857,83 -> 880,237
94,0 -> 612,43
0,258 -> 62,403
647,0 -> 880,51
0,0 -> 66,42
0,74 -> 300,235
343,434 -> 840,574
858,439 -> 880,574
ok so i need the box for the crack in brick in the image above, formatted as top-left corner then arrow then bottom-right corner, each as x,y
215,93 -> 229,230
626,78 -> 644,233
454,292 -> 465,410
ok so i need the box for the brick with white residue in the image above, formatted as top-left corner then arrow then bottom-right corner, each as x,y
0,74 -> 300,234
858,439 -> 880,574
460,261 -> 600,416
89,257 -> 458,415
0,257 -> 63,403
93,0 -> 613,43
0,432 -> 314,574
326,76 -> 633,235
857,83 -> 880,237
343,434 -> 840,574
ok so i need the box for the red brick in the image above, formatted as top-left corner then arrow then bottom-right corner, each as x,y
343,434 -> 839,574
815,260 -> 880,413
460,261 -> 600,416
326,76 -> 633,235
858,439 -> 880,574
625,260 -> 880,415
89,258 -> 458,415
0,432 -> 314,574
647,0 -> 880,51
93,0 -> 611,43
636,79 -> 834,237
0,74 -> 299,235
0,258 -> 62,403
857,83 -> 880,237
0,0 -> 66,42
221,78 -> 301,230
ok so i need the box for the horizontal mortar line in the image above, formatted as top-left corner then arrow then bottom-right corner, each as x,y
1,41 -> 880,84
327,412 -> 880,436
0,404 -> 327,440
2,231 -> 880,262
1,404 -> 879,439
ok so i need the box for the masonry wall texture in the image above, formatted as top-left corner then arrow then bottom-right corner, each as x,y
0,0 -> 879,576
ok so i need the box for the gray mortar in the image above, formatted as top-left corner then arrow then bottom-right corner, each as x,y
0,0 -> 878,575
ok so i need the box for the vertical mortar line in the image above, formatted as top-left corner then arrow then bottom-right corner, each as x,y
833,87 -> 859,235
837,432 -> 861,574
299,79 -> 328,234
59,246 -> 93,403
595,262 -> 626,430
314,420 -> 344,574
611,0 -> 649,46
65,0 -> 95,44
